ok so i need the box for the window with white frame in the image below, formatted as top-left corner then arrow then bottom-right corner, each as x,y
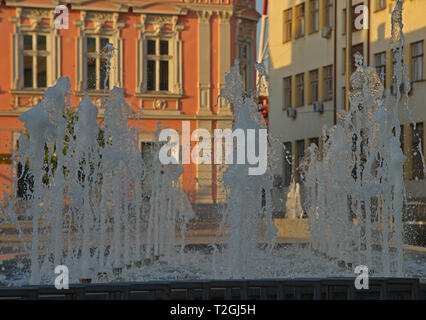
146,38 -> 171,92
136,15 -> 183,96
74,12 -> 124,93
10,8 -> 61,91
86,36 -> 111,90
411,41 -> 424,82
23,34 -> 49,89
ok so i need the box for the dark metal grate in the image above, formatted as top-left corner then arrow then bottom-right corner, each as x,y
0,278 -> 424,300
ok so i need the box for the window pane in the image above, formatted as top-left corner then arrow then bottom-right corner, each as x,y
297,73 -> 304,106
100,38 -> 109,50
37,35 -> 46,51
87,37 -> 96,53
284,9 -> 292,42
100,57 -> 109,90
147,40 -> 156,55
37,56 -> 47,88
24,56 -> 33,88
87,58 -> 96,89
147,60 -> 156,91
24,35 -> 32,50
413,123 -> 424,180
160,60 -> 169,91
160,40 -> 168,55
283,77 -> 292,109
311,70 -> 318,102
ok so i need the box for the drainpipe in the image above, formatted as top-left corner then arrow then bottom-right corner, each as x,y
345,0 -> 353,112
367,0 -> 370,65
333,0 -> 337,125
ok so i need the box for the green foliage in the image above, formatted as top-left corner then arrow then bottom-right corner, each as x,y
19,106 -> 105,188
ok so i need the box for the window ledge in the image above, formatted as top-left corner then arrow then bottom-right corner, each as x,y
10,89 -> 46,95
374,8 -> 386,13
74,90 -> 110,97
135,92 -> 184,99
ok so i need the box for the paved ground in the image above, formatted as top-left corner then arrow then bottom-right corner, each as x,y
0,220 -> 309,261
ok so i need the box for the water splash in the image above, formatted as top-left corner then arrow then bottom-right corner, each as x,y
213,60 -> 277,279
304,1 -> 407,276
2,50 -> 193,284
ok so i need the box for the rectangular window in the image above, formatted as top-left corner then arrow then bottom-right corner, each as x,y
295,4 -> 305,38
283,9 -> 292,42
412,123 -> 424,180
283,76 -> 292,110
86,37 -> 110,91
324,65 -> 333,101
411,41 -> 424,82
283,142 -> 292,187
296,73 -> 304,107
325,0 -> 333,28
375,52 -> 386,87
310,69 -> 319,103
376,0 -> 386,11
310,0 -> 319,33
23,34 -> 48,89
146,38 -> 171,92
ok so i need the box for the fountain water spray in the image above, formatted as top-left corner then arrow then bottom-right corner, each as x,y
304,1 -> 407,276
213,61 -> 277,279
2,43 -> 193,284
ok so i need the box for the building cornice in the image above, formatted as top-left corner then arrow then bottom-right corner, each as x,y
0,110 -> 233,121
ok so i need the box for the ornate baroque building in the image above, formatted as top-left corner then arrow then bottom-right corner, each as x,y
0,0 -> 260,205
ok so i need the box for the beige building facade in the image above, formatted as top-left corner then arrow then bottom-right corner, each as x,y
269,0 -> 426,214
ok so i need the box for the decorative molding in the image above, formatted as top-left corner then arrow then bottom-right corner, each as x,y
217,10 -> 232,23
196,10 -> 213,24
9,93 -> 43,110
154,99 -> 167,110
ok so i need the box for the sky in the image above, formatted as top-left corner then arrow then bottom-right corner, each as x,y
256,0 -> 269,66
